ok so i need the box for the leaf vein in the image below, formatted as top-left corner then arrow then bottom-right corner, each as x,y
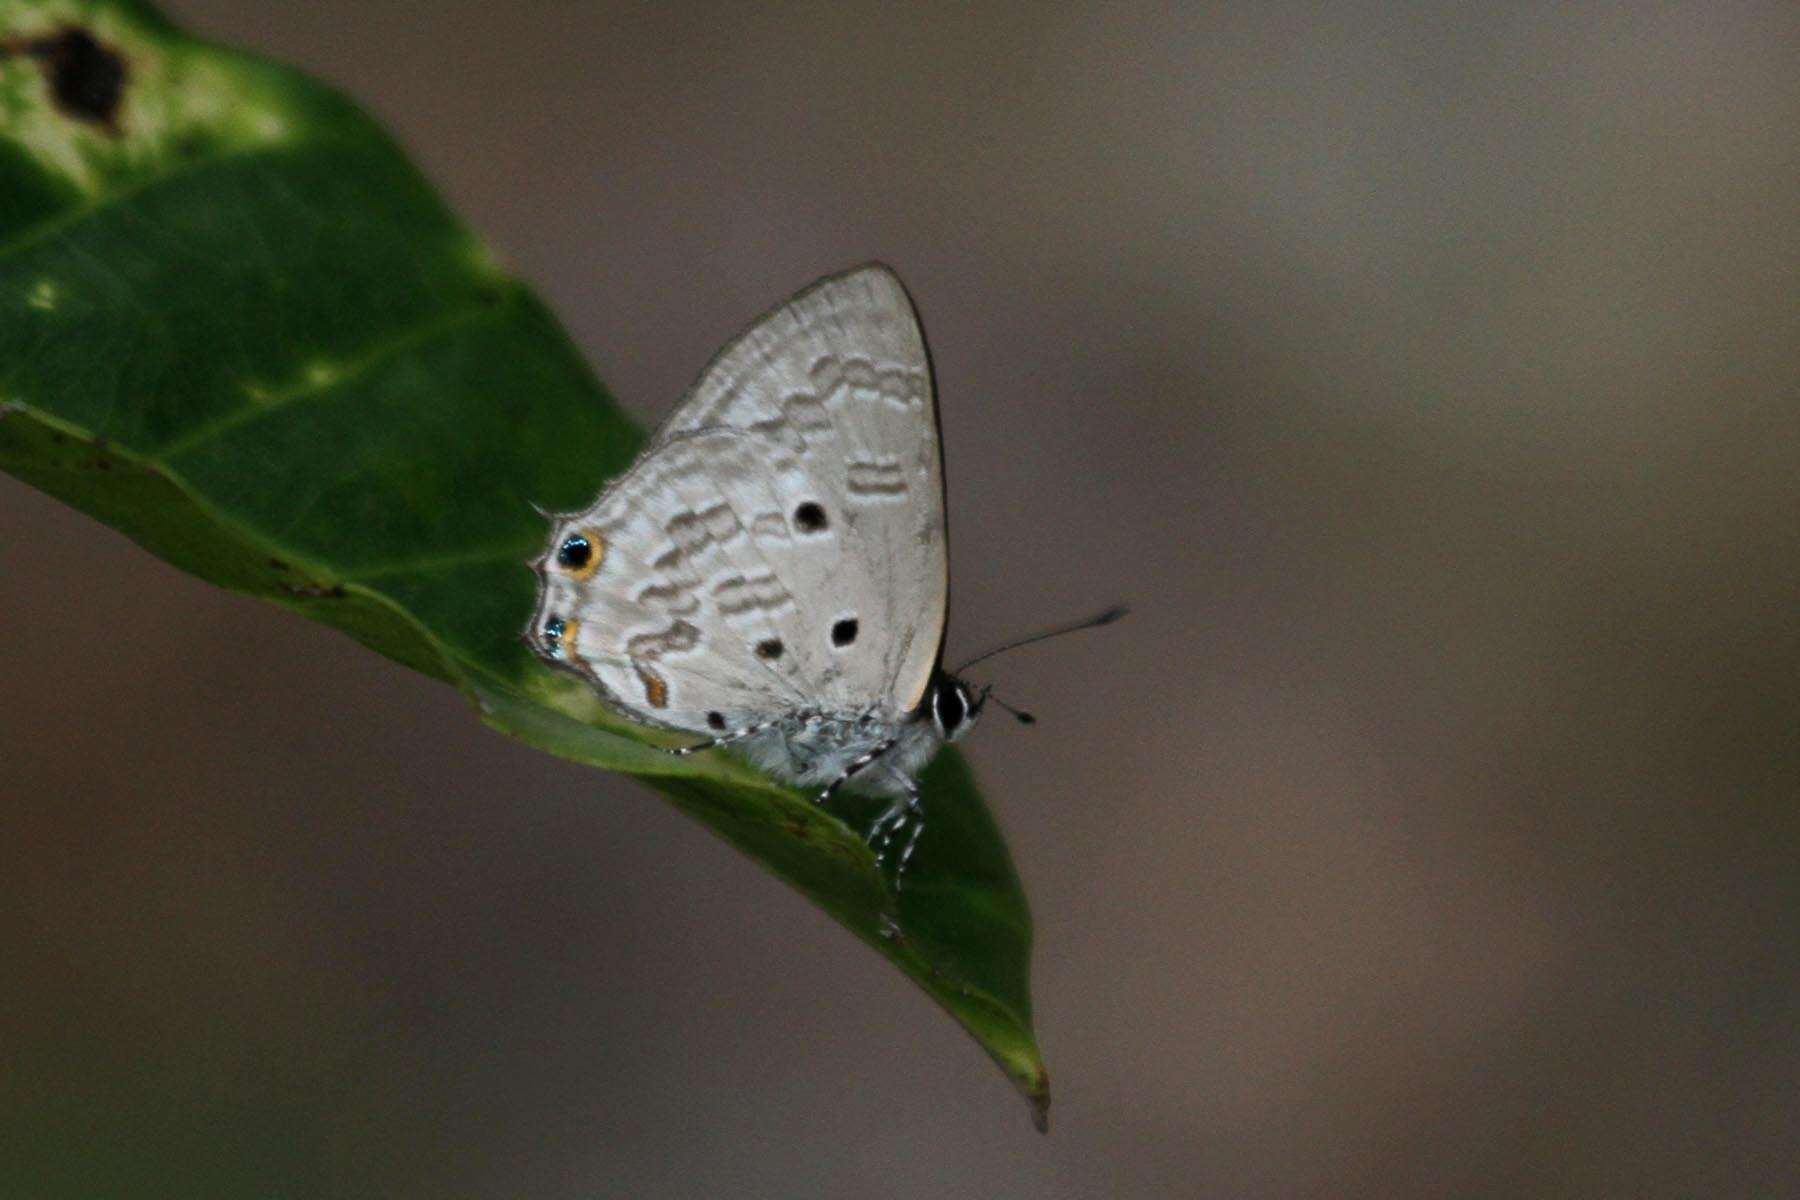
346,545 -> 533,581
0,142 -> 302,266
156,297 -> 513,460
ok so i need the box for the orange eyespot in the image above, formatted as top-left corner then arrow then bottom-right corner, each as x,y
555,528 -> 605,581
635,663 -> 669,709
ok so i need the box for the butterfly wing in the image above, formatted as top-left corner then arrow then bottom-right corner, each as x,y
532,428 -> 826,733
663,264 -> 948,714
530,265 -> 948,733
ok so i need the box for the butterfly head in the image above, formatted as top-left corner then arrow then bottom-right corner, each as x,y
928,672 -> 982,743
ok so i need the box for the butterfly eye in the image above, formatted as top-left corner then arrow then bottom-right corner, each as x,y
706,711 -> 727,730
555,529 -> 604,580
793,502 -> 828,533
934,680 -> 967,735
831,618 -> 858,648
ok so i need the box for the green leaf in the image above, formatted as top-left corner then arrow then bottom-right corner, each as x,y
0,0 -> 1046,1125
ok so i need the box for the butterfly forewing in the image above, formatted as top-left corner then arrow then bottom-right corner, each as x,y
662,266 -> 946,711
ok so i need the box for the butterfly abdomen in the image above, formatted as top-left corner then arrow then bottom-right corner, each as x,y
734,709 -> 941,798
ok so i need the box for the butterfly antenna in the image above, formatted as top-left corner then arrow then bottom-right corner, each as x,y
955,605 -> 1129,674
982,688 -> 1037,726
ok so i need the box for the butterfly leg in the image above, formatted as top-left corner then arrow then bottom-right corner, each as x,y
812,737 -> 898,806
659,719 -> 775,758
896,790 -> 927,877
868,772 -> 925,889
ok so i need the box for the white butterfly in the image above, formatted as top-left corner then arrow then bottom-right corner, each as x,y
527,265 -> 978,872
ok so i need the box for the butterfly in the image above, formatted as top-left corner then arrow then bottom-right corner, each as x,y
526,264 -> 1118,877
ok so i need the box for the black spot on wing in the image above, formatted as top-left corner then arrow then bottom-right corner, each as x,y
556,535 -> 592,569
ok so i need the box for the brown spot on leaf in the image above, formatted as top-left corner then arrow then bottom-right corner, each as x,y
3,27 -> 127,131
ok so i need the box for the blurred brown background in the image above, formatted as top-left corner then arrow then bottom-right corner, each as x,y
4,3 -> 1797,1196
